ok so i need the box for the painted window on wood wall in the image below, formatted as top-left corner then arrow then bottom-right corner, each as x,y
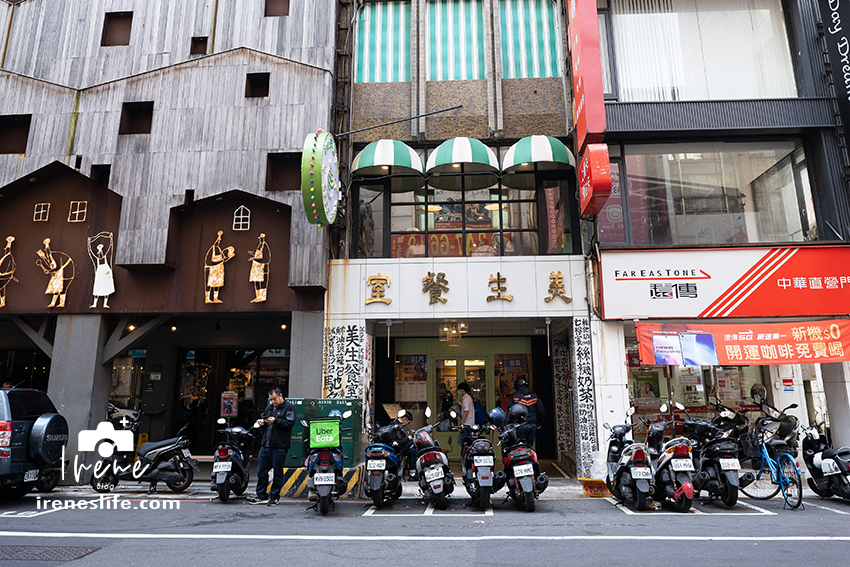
499,0 -> 561,78
427,0 -> 485,80
355,1 -> 412,83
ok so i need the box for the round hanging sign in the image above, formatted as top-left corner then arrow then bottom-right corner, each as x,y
301,129 -> 340,226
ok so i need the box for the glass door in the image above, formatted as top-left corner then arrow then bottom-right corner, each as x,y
431,356 -> 494,460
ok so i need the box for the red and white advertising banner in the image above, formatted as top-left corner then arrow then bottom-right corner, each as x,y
636,320 -> 850,366
600,246 -> 850,319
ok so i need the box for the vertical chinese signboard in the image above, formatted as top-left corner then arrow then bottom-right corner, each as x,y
569,0 -> 606,153
579,143 -> 612,215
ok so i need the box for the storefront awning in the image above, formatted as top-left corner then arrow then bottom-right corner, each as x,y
351,139 -> 425,192
501,135 -> 575,188
425,137 -> 499,190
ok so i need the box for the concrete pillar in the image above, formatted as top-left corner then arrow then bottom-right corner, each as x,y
288,310 -> 324,399
594,320 -> 630,436
46,314 -> 112,484
821,362 -> 850,449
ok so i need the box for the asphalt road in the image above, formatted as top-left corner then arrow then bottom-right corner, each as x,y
2,485 -> 849,567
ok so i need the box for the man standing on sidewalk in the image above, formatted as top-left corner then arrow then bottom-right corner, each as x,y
456,382 -> 476,453
247,387 -> 295,506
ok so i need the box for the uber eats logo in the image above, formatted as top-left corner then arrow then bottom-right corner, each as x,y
309,422 -> 339,448
315,427 -> 334,443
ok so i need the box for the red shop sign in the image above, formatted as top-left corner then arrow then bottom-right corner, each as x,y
569,0 -> 606,154
579,144 -> 612,215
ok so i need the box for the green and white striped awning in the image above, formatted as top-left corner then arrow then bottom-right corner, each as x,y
351,139 -> 424,192
501,135 -> 575,188
426,137 -> 499,190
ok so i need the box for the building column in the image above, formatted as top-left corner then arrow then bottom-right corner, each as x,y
46,314 -> 112,483
288,310 -> 325,399
572,316 -> 597,478
821,362 -> 850,449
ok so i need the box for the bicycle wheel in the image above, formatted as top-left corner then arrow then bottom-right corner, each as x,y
739,456 -> 780,500
778,453 -> 803,509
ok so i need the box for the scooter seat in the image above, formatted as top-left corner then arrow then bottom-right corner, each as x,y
139,436 -> 181,455
822,447 -> 850,460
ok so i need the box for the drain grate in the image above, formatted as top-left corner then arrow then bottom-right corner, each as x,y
0,546 -> 100,561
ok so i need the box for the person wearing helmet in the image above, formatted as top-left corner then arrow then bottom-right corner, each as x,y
510,377 -> 545,445
392,411 -> 418,481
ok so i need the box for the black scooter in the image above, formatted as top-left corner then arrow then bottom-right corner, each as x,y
364,411 -> 408,509
91,422 -> 200,494
684,409 -> 749,507
211,418 -> 257,502
458,422 -> 497,510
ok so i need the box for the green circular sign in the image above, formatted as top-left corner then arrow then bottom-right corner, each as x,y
301,129 -> 340,226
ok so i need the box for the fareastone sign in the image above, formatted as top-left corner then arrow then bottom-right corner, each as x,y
819,0 -> 850,129
600,246 -> 850,319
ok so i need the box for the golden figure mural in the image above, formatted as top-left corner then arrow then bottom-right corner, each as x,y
36,238 -> 75,308
204,231 -> 235,304
248,233 -> 271,303
0,236 -> 17,308
88,232 -> 115,308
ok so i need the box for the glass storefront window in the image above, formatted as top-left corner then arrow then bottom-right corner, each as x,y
622,142 -> 815,246
355,146 -> 576,258
607,0 -> 796,102
110,355 -> 145,410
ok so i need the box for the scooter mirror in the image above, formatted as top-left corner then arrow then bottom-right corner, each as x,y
449,410 -> 458,419
342,410 -> 352,419
300,419 -> 308,428
603,422 -> 610,429
659,403 -> 669,413
217,418 -> 227,425
626,407 -> 636,417
674,402 -> 685,411
425,407 -> 432,419
397,409 -> 407,419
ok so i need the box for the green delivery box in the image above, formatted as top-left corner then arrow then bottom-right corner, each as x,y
308,418 -> 341,449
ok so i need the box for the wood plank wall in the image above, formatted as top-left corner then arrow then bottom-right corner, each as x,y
0,1 -> 336,286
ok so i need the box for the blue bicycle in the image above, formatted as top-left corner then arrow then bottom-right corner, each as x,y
739,404 -> 803,509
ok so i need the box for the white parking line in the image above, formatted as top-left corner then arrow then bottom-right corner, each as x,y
0,509 -> 65,519
362,502 -> 494,517
605,497 -> 775,516
806,502 -> 850,515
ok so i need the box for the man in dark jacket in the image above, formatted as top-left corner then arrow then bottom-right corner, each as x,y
247,387 -> 295,506
510,377 -> 545,445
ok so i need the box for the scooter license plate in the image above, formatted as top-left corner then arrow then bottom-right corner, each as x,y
719,458 -> 740,471
367,460 -> 386,470
630,467 -> 652,479
671,459 -> 695,472
514,464 -> 534,478
473,456 -> 494,467
24,470 -> 38,482
182,449 -> 192,458
314,473 -> 336,485
424,468 -> 444,482
212,462 -> 232,473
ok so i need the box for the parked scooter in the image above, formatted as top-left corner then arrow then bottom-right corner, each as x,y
802,421 -> 850,500
363,410 -> 409,509
495,403 -> 549,512
413,407 -> 455,510
303,409 -> 352,515
211,417 -> 257,502
683,407 -> 749,507
604,406 -> 652,511
90,421 -> 200,494
457,408 -> 502,510
645,403 -> 694,512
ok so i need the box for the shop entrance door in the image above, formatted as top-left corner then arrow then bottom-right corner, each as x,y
432,356 -> 495,460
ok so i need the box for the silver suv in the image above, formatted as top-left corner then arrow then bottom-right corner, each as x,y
0,388 -> 68,500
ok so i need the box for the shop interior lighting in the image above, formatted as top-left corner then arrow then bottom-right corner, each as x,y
427,204 -> 442,212
439,321 -> 467,346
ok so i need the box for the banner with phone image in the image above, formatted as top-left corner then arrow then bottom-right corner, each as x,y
637,319 -> 850,366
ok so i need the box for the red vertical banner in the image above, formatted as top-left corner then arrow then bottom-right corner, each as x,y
569,0 -> 606,154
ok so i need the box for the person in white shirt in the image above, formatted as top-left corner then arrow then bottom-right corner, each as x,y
457,382 -> 475,454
